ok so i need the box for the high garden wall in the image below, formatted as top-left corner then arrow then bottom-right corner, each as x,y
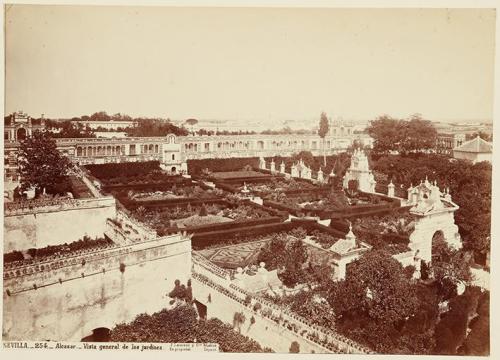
3,197 -> 117,253
3,234 -> 191,341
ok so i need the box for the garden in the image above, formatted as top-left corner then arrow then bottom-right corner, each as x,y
84,161 -> 182,188
129,199 -> 282,236
328,210 -> 415,254
215,176 -> 320,198
263,185 -> 398,220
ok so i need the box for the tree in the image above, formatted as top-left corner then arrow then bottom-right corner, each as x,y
400,115 -> 437,154
279,239 -> 309,288
17,131 -> 72,195
367,114 -> 437,155
185,118 -> 198,134
327,250 -> 420,352
318,112 -> 330,166
126,118 -> 188,137
431,236 -> 472,289
367,115 -> 405,155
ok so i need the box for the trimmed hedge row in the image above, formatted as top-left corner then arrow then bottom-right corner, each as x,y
187,157 -> 260,177
176,216 -> 283,236
191,218 -> 344,250
85,161 -> 161,180
123,197 -> 227,209
329,205 -> 412,221
102,178 -> 192,192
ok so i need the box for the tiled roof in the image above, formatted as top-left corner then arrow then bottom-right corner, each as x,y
454,136 -> 492,153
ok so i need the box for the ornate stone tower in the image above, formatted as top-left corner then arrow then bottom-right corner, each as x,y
342,149 -> 376,193
407,178 -> 462,263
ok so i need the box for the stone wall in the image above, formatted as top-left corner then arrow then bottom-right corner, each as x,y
192,275 -> 333,353
3,197 -> 117,253
3,234 -> 192,341
191,263 -> 372,354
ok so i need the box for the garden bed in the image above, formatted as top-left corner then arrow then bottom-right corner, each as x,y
128,198 -> 285,236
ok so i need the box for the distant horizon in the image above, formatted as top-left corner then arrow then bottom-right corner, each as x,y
7,110 -> 492,126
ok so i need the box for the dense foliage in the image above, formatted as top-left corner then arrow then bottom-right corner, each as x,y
257,232 -> 310,288
125,118 -> 189,137
85,161 -> 161,181
372,154 -> 491,264
4,236 -> 113,264
188,158 -> 260,177
45,119 -> 96,138
325,249 -> 488,354
110,304 -> 272,352
17,131 -> 72,195
367,114 -> 437,155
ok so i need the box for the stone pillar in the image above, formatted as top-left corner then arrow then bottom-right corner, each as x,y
259,157 -> 266,170
317,168 -> 324,183
280,161 -> 286,174
387,181 -> 395,197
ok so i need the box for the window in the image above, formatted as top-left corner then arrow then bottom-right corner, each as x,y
172,154 -> 175,161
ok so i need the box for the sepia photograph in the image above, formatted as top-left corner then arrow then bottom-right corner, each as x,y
1,1 -> 496,357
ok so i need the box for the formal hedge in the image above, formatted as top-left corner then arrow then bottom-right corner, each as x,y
191,218 -> 344,250
85,161 -> 161,180
187,157 -> 260,177
102,177 -> 193,192
123,197 -> 227,209
160,216 -> 283,237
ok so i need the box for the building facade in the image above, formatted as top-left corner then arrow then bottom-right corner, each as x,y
3,113 -> 373,180
436,133 -> 466,155
4,111 -> 45,142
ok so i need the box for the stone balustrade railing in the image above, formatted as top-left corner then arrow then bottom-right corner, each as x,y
4,234 -> 187,287
192,253 -> 231,280
4,197 -> 115,216
3,243 -> 123,281
227,282 -> 372,354
192,269 -> 373,354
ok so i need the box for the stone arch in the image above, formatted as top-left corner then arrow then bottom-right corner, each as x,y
16,127 -> 27,141
167,134 -> 176,144
408,211 -> 461,264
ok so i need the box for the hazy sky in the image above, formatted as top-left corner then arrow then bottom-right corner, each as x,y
4,6 -> 496,123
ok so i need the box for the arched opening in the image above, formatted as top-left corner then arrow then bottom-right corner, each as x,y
170,166 -> 177,174
81,327 -> 111,342
16,128 -> 27,141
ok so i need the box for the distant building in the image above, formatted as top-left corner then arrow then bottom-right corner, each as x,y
453,136 -> 492,164
436,133 -> 466,155
328,117 -> 355,137
71,119 -> 137,130
4,111 -> 45,141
